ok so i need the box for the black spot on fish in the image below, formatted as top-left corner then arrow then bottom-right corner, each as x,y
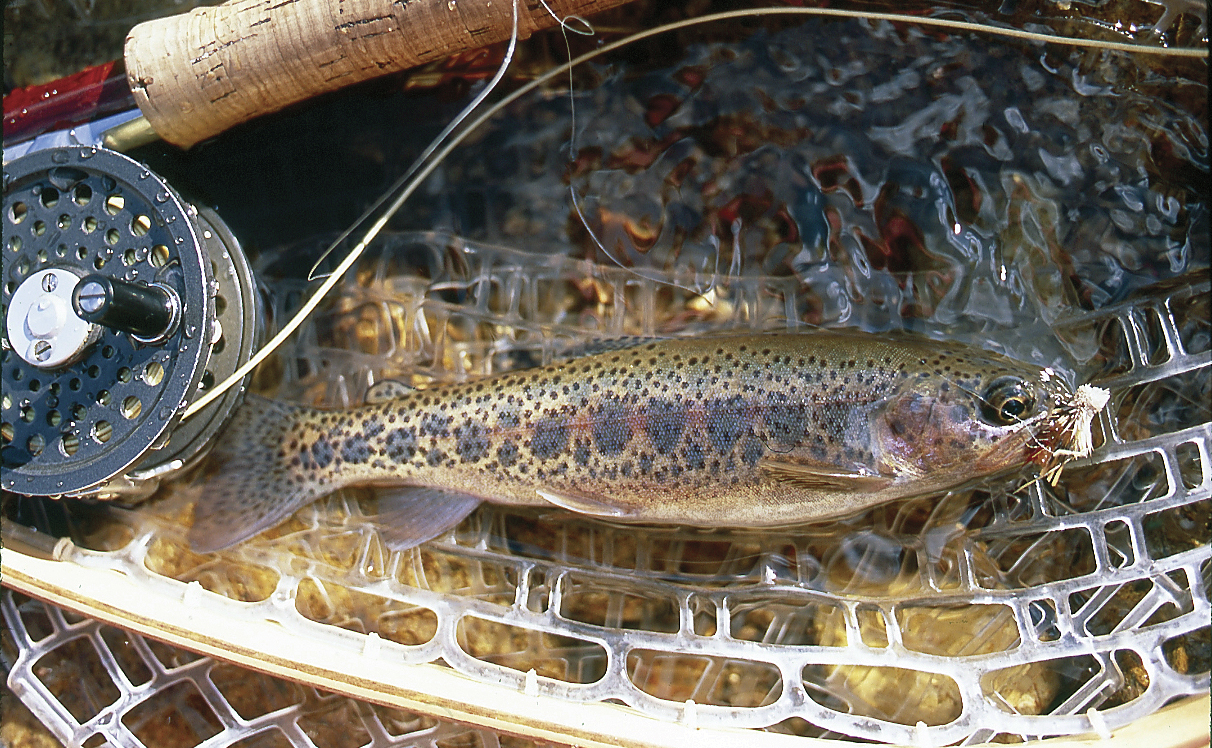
816,402 -> 852,445
362,418 -> 385,438
592,394 -> 632,454
419,412 -> 452,438
496,440 -> 519,468
311,438 -> 335,469
765,397 -> 809,448
426,447 -> 447,467
574,438 -> 592,467
341,435 -> 372,464
705,396 -> 748,454
644,398 -> 686,454
684,440 -> 706,471
639,452 -> 653,474
385,427 -> 417,463
741,436 -> 764,467
529,415 -> 570,460
454,420 -> 490,463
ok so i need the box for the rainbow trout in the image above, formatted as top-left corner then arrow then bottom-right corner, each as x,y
189,332 -> 1108,552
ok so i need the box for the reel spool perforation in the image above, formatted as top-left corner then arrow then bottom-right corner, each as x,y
2,146 -> 259,500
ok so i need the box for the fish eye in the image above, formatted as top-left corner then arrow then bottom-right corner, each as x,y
979,376 -> 1036,426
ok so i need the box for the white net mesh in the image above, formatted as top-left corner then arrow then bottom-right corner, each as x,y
2,590 -> 531,748
4,234 -> 1207,746
4,7 -> 1208,745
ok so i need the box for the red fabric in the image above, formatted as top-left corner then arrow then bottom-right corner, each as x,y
3,62 -> 134,144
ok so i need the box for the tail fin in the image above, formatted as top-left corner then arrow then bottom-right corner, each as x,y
188,394 -> 321,553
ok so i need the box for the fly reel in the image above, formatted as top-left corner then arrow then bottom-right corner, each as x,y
2,146 -> 260,501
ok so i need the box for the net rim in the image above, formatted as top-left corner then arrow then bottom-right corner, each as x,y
3,542 -> 1209,748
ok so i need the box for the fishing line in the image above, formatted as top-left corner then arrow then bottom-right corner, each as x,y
183,0 -> 521,419
536,0 -> 594,163
556,6 -> 1206,296
307,4 -> 529,283
568,182 -> 724,297
185,5 -> 1204,422
538,1 -> 717,298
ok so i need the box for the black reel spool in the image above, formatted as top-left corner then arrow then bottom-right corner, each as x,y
2,146 -> 260,501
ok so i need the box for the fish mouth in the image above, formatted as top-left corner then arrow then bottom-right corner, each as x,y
1025,383 -> 1111,483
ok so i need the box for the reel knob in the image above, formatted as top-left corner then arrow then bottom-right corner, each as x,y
73,274 -> 181,343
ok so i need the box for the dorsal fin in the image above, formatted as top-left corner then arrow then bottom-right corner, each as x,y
560,336 -> 669,359
365,379 -> 414,404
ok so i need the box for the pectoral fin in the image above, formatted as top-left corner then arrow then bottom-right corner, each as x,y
372,486 -> 483,550
536,488 -> 640,518
760,459 -> 893,493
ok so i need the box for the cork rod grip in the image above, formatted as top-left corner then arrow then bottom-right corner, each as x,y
124,0 -> 629,148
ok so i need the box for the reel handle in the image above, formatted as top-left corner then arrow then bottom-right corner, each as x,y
123,0 -> 631,149
73,275 -> 180,342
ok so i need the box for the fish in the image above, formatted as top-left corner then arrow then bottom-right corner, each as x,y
187,331 -> 1109,552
